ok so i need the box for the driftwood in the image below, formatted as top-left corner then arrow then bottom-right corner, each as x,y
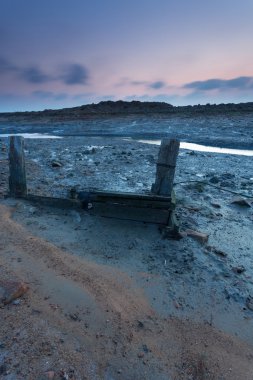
8,136 -> 27,197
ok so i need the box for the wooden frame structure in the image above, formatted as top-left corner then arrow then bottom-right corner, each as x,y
8,136 -> 180,234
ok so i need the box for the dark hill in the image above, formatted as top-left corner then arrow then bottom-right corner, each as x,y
1,100 -> 253,122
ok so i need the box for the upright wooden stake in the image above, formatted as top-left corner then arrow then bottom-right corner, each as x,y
151,139 -> 180,196
9,136 -> 27,197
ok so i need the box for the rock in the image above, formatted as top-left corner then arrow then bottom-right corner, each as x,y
232,266 -> 246,274
230,196 -> 252,207
28,206 -> 38,214
142,344 -> 150,353
60,371 -> 69,380
206,246 -> 227,257
220,180 -> 235,188
246,296 -> 253,311
69,312 -> 81,321
44,371 -> 55,379
209,176 -> 220,184
185,229 -> 209,244
12,299 -> 21,305
0,280 -> 29,305
210,202 -> 221,209
128,238 -> 142,250
174,300 -> 181,309
137,320 -> 144,328
222,173 -> 235,180
51,160 -> 62,168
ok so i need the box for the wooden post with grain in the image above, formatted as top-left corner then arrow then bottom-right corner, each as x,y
9,136 -> 27,197
151,138 -> 180,236
151,138 -> 180,196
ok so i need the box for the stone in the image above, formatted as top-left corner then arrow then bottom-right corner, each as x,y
246,296 -> 253,311
185,229 -> 209,244
206,246 -> 227,257
222,173 -> 235,180
0,280 -> 29,305
209,176 -> 220,184
232,266 -> 246,274
51,160 -> 62,168
220,180 -> 234,188
211,202 -> 221,209
231,197 -> 252,207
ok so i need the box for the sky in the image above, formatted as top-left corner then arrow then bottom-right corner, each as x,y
0,0 -> 253,112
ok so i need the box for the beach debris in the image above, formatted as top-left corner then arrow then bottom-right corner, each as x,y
205,246 -> 227,257
51,160 -> 62,168
185,229 -> 209,244
230,196 -> 252,207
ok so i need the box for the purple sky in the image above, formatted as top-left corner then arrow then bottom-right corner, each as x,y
1,0 -> 253,111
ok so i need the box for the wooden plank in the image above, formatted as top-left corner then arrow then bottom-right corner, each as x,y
24,194 -> 82,209
77,189 -> 172,202
76,190 -> 173,210
151,139 -> 179,196
90,203 -> 171,224
8,136 -> 27,197
20,194 -> 170,224
94,199 -> 173,210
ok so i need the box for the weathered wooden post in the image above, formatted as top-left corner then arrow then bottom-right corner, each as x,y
151,138 -> 180,196
9,136 -> 27,197
152,138 -> 180,237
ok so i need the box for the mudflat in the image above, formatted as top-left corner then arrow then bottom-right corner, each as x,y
0,112 -> 253,379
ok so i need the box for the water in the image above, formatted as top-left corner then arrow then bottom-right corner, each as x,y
1,133 -> 253,156
137,139 -> 253,157
0,133 -> 62,139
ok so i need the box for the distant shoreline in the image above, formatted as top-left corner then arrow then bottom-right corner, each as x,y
1,100 -> 253,121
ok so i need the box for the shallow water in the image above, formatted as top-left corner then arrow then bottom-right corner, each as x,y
1,133 -> 253,156
0,133 -> 62,139
137,139 -> 253,156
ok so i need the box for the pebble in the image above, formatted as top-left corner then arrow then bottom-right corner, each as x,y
232,266 -> 246,274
